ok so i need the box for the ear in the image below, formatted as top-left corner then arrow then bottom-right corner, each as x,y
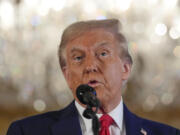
122,61 -> 132,81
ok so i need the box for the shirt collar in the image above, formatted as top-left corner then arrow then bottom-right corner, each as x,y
108,98 -> 124,130
75,97 -> 124,131
75,101 -> 92,132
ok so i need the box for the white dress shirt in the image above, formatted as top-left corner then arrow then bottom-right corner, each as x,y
75,98 -> 126,135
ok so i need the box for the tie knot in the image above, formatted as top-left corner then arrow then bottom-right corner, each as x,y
100,114 -> 114,128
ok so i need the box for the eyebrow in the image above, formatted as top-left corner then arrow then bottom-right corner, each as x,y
70,47 -> 83,54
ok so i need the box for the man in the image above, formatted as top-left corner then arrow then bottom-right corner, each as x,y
7,19 -> 180,135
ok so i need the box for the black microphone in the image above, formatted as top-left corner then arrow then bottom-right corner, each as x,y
76,84 -> 100,107
76,84 -> 101,135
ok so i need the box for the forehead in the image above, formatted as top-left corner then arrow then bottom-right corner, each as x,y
66,28 -> 118,50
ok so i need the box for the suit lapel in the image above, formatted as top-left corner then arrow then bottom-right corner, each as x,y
51,101 -> 82,135
51,101 -> 147,135
123,104 -> 142,135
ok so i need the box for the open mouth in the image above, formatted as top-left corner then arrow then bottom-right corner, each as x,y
88,80 -> 99,87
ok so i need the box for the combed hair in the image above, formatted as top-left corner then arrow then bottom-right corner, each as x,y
58,19 -> 133,69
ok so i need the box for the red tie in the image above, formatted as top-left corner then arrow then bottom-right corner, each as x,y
99,114 -> 114,135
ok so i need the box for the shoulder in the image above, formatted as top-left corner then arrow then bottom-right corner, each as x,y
7,110 -> 60,135
7,101 -> 76,135
11,104 -> 70,126
123,104 -> 180,135
137,114 -> 180,135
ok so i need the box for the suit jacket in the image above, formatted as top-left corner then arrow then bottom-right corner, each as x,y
7,101 -> 180,135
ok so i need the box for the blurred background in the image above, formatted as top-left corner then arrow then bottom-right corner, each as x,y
0,0 -> 180,134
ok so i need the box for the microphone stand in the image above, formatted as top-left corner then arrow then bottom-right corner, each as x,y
83,104 -> 100,135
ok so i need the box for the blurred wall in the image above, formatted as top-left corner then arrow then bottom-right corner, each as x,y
0,0 -> 180,135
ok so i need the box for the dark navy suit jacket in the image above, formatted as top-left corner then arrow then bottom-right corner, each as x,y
7,101 -> 180,135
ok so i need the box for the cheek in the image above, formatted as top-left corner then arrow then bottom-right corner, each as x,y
66,70 -> 82,99
104,62 -> 123,90
67,68 -> 83,90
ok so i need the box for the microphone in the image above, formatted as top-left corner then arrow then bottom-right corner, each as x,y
76,84 -> 101,135
76,84 -> 100,107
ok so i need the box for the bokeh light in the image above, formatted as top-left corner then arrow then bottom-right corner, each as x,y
143,94 -> 159,112
169,26 -> 180,39
33,99 -> 46,112
115,0 -> 132,11
161,93 -> 174,105
155,23 -> 167,36
0,1 -> 14,29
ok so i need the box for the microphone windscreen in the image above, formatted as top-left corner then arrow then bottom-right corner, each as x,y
76,84 -> 96,105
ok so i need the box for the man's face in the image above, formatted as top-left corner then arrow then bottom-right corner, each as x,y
63,29 -> 131,112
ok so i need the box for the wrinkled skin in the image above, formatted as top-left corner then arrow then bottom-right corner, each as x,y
63,28 -> 131,113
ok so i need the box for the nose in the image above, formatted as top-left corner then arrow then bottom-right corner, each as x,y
83,56 -> 98,74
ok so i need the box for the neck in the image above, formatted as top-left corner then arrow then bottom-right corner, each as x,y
98,97 -> 121,114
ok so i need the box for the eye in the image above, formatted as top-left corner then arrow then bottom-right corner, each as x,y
100,52 -> 107,56
74,56 -> 83,61
98,50 -> 109,58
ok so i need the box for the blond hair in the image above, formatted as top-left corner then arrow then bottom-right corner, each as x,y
58,19 -> 132,69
